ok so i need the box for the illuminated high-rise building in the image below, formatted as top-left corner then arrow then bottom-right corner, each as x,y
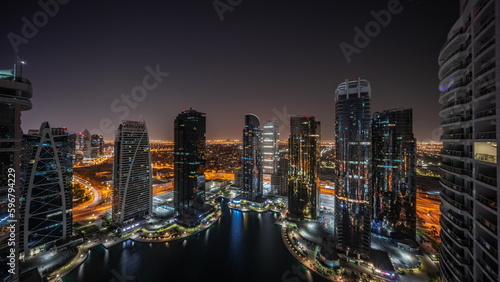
242,114 -> 262,200
0,60 -> 32,280
287,116 -> 320,220
174,109 -> 206,225
334,78 -> 371,259
261,120 -> 279,175
90,134 -> 104,158
83,129 -> 91,158
112,120 -> 152,226
20,123 -> 73,257
438,1 -> 499,281
372,108 -> 416,240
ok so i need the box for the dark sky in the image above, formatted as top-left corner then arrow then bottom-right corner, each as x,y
1,0 -> 458,141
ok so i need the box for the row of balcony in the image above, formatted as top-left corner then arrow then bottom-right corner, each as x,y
441,133 -> 471,140
475,108 -> 496,119
441,115 -> 473,125
477,235 -> 498,260
477,214 -> 497,234
475,14 -> 495,37
476,256 -> 499,281
475,85 -> 495,98
441,42 -> 470,67
440,177 -> 472,195
477,173 -> 497,186
441,235 -> 470,265
441,220 -> 471,247
440,78 -> 472,95
441,95 -> 472,111
442,210 -> 472,233
441,60 -> 471,80
475,62 -> 495,78
441,163 -> 473,178
475,37 -> 495,58
441,191 -> 473,214
476,193 -> 497,211
475,131 -> 496,140
442,149 -> 472,158
474,153 -> 497,164
440,250 -> 467,282
441,132 -> 496,140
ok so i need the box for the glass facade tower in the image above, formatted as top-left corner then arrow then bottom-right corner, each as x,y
0,60 -> 32,280
334,78 -> 372,259
20,123 -> 73,257
287,116 -> 320,220
174,109 -> 206,225
372,108 -> 416,240
242,114 -> 262,200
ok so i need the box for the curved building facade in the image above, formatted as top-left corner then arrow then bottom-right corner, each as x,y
438,1 -> 499,281
242,114 -> 262,200
334,78 -> 372,259
112,120 -> 152,226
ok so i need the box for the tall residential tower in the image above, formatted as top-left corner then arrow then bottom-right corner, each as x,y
242,114 -> 262,200
261,120 -> 279,175
334,78 -> 372,259
372,108 -> 416,240
112,120 -> 152,226
173,109 -> 206,226
0,60 -> 32,280
438,1 -> 500,281
20,123 -> 73,257
287,116 -> 320,220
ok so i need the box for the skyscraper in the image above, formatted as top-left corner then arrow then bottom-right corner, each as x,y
287,116 -> 320,220
261,120 -> 279,175
20,122 -> 73,257
438,1 -> 499,281
334,78 -> 372,259
83,129 -> 91,158
112,120 -> 152,226
0,59 -> 32,280
90,134 -> 104,158
242,114 -> 262,200
372,108 -> 416,240
174,109 -> 206,226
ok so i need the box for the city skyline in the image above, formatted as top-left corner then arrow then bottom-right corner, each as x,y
1,1 -> 458,141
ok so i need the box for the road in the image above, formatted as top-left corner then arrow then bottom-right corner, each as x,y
72,176 -> 106,222
416,191 -> 441,242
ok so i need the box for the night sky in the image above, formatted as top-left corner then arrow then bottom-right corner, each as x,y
1,0 -> 458,141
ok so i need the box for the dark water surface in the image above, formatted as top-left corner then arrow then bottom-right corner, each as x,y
63,198 -> 327,282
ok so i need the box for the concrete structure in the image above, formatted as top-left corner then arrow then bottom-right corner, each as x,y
438,1 -> 500,281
